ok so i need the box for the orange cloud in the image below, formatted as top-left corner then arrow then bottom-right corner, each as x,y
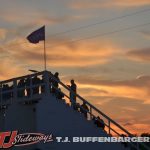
3,37 -> 119,67
0,33 -> 149,136
0,28 -> 7,40
93,96 -> 150,135
62,74 -> 150,104
62,74 -> 150,135
141,31 -> 150,40
126,47 -> 150,62
70,0 -> 150,9
125,123 -> 150,134
0,58 -> 25,80
112,0 -> 150,7
0,11 -> 68,26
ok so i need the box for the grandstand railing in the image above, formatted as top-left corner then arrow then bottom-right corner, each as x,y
0,71 -> 149,150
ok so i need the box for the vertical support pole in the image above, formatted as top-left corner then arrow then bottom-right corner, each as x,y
0,108 -> 5,131
0,83 -> 2,109
44,39 -> 47,71
43,71 -> 50,95
13,79 -> 17,101
30,75 -> 33,99
90,106 -> 92,120
136,142 -> 140,150
108,120 -> 111,135
43,26 -> 46,71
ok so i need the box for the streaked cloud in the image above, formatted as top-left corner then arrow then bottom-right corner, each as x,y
0,58 -> 24,80
70,0 -> 150,9
63,74 -> 150,88
3,37 -> 119,67
141,30 -> 150,40
126,47 -> 150,62
62,74 -> 150,104
94,96 -> 150,134
78,87 -> 109,97
0,12 -> 69,26
0,28 -> 7,40
0,0 -> 150,135
111,0 -> 150,7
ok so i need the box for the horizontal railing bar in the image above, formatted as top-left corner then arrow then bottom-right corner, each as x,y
86,111 -> 121,136
48,71 -> 132,136
0,84 -> 45,92
53,87 -> 121,136
48,71 -> 150,150
51,76 -> 149,150
17,83 -> 45,90
0,71 -> 45,85
57,87 -> 123,137
0,70 -> 149,150
60,93 -> 139,150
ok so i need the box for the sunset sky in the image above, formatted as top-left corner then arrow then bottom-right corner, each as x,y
0,0 -> 150,135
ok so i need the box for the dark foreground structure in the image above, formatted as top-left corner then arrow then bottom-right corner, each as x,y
0,71 -> 149,150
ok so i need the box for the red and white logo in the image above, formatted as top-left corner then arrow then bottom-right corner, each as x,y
0,131 -> 53,149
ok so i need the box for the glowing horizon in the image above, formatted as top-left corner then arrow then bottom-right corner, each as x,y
0,0 -> 150,135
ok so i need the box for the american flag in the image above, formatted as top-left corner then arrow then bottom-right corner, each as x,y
27,26 -> 45,44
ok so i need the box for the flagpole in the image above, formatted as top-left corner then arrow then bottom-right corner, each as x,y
44,38 -> 47,70
27,25 -> 46,70
43,25 -> 47,71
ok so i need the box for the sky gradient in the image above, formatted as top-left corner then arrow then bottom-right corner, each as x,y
0,0 -> 150,135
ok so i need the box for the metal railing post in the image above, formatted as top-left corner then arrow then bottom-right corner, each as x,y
29,75 -> 33,99
90,106 -> 92,120
43,71 -> 50,95
0,84 -> 2,108
13,79 -> 17,101
108,120 -> 111,135
0,71 -> 149,150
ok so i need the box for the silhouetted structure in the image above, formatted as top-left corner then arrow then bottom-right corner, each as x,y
32,75 -> 41,95
2,84 -> 11,100
120,134 -> 128,148
51,72 -> 60,94
25,76 -> 31,97
41,75 -> 45,93
69,79 -> 77,108
56,88 -> 64,99
0,70 -> 148,150
80,102 -> 89,118
17,79 -> 25,98
93,116 -> 105,130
